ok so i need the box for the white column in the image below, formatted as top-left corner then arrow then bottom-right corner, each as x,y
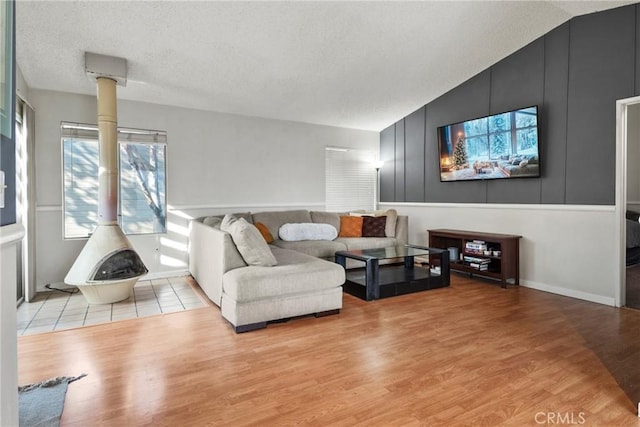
0,223 -> 25,427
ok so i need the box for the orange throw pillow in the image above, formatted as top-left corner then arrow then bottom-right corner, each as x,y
254,222 -> 275,243
339,216 -> 363,237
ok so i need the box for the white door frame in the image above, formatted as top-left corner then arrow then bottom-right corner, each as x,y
16,96 -> 36,302
615,95 -> 640,307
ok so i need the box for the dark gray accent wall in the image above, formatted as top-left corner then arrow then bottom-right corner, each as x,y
565,6 -> 635,204
1,1 -> 15,226
636,6 -> 640,95
380,125 -> 395,202
0,134 -> 16,226
487,38 -> 545,204
405,107 -> 425,202
541,23 -> 570,204
394,119 -> 405,202
425,71 -> 491,203
380,3 -> 639,206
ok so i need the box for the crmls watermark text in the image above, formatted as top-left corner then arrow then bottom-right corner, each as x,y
534,412 -> 586,425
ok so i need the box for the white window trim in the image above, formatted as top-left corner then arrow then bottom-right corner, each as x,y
61,122 -> 168,239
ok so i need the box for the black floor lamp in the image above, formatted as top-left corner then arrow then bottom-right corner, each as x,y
373,160 -> 384,210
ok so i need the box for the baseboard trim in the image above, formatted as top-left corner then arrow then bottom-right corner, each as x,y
520,280 -> 616,307
38,270 -> 191,293
141,270 -> 190,281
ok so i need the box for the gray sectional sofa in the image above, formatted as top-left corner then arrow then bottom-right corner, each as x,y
189,209 -> 408,332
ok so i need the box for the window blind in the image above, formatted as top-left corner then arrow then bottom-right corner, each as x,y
325,147 -> 376,212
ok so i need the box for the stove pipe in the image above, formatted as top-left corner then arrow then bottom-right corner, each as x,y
97,77 -> 119,225
64,61 -> 148,304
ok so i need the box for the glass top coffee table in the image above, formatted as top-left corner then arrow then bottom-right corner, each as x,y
334,245 -> 450,301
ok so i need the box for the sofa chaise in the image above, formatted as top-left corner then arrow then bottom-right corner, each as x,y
189,209 -> 408,332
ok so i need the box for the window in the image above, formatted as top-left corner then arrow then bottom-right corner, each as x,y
62,122 -> 167,239
325,147 -> 376,212
463,107 -> 538,161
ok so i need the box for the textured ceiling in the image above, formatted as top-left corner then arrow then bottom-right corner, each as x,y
16,1 -> 636,131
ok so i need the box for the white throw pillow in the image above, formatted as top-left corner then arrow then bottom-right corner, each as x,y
220,215 -> 277,267
279,223 -> 338,241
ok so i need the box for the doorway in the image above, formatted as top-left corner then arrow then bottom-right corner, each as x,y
624,103 -> 640,309
616,96 -> 640,309
15,97 -> 36,303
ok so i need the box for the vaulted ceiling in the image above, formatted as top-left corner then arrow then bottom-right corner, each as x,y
16,1 -> 635,131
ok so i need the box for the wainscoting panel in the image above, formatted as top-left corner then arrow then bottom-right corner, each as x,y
541,22 -> 570,204
423,71 -> 491,203
384,202 -> 618,305
382,4 -> 640,208
404,107 -> 425,202
565,6 -> 635,205
380,125 -> 395,203
636,6 -> 640,96
486,37 -> 545,204
394,119 -> 405,202
488,38 -> 545,116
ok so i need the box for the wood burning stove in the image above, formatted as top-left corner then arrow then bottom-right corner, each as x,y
65,54 -> 148,304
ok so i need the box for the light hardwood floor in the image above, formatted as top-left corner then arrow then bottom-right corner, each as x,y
18,274 -> 640,426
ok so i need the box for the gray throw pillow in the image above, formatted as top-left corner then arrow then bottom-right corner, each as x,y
310,211 -> 341,232
202,216 -> 222,228
384,209 -> 398,238
230,212 -> 254,224
220,214 -> 277,267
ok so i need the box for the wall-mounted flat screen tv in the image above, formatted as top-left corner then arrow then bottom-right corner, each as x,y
437,105 -> 540,182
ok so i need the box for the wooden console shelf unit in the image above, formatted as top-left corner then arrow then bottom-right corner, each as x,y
428,229 -> 521,288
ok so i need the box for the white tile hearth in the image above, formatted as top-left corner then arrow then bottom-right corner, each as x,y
17,276 -> 208,336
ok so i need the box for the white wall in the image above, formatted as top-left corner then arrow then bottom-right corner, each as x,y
30,89 -> 378,289
0,224 -> 24,426
384,203 -> 617,305
1,64 -> 29,427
